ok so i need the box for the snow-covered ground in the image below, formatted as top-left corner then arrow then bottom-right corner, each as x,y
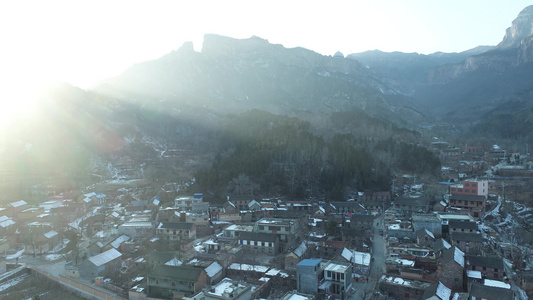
0,274 -> 28,292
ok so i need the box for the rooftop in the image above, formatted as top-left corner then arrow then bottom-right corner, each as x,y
157,222 -> 194,230
149,265 -> 203,281
451,232 -> 483,243
324,262 -> 350,273
297,259 -> 322,267
466,255 -> 504,270
88,248 -> 122,267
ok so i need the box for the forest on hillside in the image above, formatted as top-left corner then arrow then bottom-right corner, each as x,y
194,109 -> 441,200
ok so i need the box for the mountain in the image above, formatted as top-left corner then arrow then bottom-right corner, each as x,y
10,6 -> 533,200
347,5 -> 533,124
95,34 -> 426,127
498,5 -> 533,49
347,46 -> 494,95
414,5 -> 533,122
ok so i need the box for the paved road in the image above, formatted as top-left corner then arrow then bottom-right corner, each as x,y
349,215 -> 386,299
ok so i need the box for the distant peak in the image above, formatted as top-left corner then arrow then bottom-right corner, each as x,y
333,51 -> 344,58
177,41 -> 195,52
497,5 -> 533,49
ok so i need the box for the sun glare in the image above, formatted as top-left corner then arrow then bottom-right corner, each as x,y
0,81 -> 42,131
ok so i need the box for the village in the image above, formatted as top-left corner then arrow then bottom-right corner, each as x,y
0,140 -> 533,300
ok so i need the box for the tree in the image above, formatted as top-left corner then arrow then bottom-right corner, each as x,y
326,219 -> 338,236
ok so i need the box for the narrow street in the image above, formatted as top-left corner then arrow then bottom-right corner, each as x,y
349,214 -> 386,299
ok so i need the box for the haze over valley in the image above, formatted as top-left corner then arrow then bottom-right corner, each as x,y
1,3 -> 533,300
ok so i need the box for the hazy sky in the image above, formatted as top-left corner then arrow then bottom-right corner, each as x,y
1,0 -> 531,91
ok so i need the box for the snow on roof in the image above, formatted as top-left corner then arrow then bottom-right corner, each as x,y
10,200 -> 27,208
484,279 -> 511,289
352,250 -> 371,266
453,247 -> 465,267
224,224 -> 254,231
111,235 -> 130,248
293,241 -> 307,257
341,248 -> 352,261
209,278 -> 235,296
164,258 -> 183,266
6,249 -> 24,260
286,295 -> 311,300
0,216 -> 9,222
467,270 -> 482,279
265,268 -> 289,278
388,224 -> 400,230
88,248 -> 122,266
84,192 -> 97,198
265,268 -> 280,276
228,263 -> 269,273
0,219 -> 15,228
442,239 -> 451,249
203,239 -> 219,245
436,282 -> 452,300
151,196 -> 160,206
44,230 -> 58,239
395,259 -> 415,267
135,257 -> 145,263
205,261 -> 223,277
425,229 -> 435,239
248,200 -> 261,208
324,262 -> 349,273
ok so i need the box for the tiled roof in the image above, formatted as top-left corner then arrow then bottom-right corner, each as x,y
149,265 -> 203,281
465,255 -> 504,270
88,248 -> 122,267
450,232 -> 483,243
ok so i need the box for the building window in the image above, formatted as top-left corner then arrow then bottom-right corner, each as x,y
465,189 -> 469,193
465,183 -> 470,187
259,225 -> 264,230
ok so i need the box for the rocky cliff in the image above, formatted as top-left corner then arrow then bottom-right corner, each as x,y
428,5 -> 533,85
498,5 -> 533,49
96,34 -> 416,125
